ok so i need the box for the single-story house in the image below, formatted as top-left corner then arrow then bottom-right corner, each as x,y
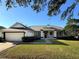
0,22 -> 63,41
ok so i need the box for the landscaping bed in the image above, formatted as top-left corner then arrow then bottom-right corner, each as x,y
33,39 -> 46,42
56,36 -> 79,40
22,36 -> 41,42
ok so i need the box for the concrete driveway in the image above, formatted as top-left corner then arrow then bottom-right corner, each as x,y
0,42 -> 15,52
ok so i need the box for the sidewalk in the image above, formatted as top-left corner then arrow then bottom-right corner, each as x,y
44,39 -> 52,44
0,42 -> 14,52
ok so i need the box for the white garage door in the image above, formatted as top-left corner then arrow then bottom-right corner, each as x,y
5,33 -> 24,41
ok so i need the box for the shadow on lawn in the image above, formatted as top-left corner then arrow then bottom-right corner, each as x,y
49,40 -> 69,46
12,40 -> 69,46
60,39 -> 79,41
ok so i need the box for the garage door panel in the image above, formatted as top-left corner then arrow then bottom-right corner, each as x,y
5,33 -> 24,41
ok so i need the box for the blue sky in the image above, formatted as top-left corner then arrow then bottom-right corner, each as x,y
0,0 -> 79,28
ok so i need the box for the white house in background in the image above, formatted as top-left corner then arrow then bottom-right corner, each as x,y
0,22 -> 63,41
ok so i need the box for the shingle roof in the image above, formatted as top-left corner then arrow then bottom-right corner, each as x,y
30,25 -> 63,31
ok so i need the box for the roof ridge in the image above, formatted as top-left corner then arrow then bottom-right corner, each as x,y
30,25 -> 63,28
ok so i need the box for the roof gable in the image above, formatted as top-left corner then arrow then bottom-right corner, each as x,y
10,22 -> 26,29
10,22 -> 34,31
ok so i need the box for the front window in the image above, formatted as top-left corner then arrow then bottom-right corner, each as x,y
50,31 -> 53,35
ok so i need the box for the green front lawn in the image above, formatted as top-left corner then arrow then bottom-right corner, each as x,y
0,39 -> 79,59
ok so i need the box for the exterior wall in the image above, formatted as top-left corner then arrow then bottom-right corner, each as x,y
0,32 -> 3,38
25,30 -> 35,37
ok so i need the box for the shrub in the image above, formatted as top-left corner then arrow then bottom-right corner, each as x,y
56,36 -> 79,40
22,36 -> 41,42
0,37 -> 4,42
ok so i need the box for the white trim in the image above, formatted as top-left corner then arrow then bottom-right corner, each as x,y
54,31 -> 57,37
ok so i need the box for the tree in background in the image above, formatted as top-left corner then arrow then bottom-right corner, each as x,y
64,19 -> 79,36
0,26 -> 6,29
0,0 -> 79,20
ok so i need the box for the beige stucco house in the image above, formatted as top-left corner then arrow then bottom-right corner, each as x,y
0,22 -> 63,41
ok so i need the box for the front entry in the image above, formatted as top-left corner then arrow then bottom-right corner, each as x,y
44,31 -> 48,38
43,31 -> 54,38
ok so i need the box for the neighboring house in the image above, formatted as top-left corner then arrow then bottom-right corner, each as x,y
0,26 -> 6,38
0,22 -> 63,41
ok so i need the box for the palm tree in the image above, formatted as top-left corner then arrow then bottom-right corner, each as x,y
64,19 -> 79,36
